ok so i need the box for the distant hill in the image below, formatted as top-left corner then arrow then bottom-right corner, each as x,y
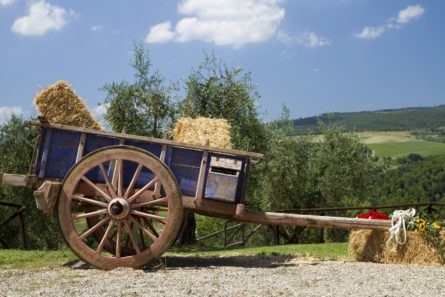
292,105 -> 445,134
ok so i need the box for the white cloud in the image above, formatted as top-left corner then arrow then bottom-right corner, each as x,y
298,31 -> 330,47
355,4 -> 425,40
0,0 -> 17,7
145,0 -> 285,48
277,30 -> 330,48
91,104 -> 107,119
11,0 -> 75,36
90,104 -> 109,128
90,25 -> 103,32
145,21 -> 175,43
355,26 -> 385,39
0,106 -> 23,124
397,4 -> 425,24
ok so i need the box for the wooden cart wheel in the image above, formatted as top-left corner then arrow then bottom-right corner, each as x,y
57,146 -> 183,270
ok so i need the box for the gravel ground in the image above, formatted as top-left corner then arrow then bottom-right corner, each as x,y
1,256 -> 444,297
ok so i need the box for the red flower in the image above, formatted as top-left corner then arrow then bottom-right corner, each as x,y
357,210 -> 389,220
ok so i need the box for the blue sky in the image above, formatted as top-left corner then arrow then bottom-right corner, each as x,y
0,0 -> 444,124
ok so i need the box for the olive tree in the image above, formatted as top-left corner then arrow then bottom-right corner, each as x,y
0,115 -> 63,249
102,42 -> 175,137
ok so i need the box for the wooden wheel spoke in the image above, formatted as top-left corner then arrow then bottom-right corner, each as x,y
124,164 -> 143,199
137,218 -> 146,249
96,220 -> 114,254
130,210 -> 167,224
80,217 -> 111,240
58,147 -> 182,270
72,209 -> 108,220
98,163 -> 117,198
129,215 -> 158,242
117,159 -> 124,197
81,176 -> 112,202
115,221 -> 122,258
72,195 -> 108,208
124,220 -> 141,254
143,218 -> 160,238
131,197 -> 168,209
127,177 -> 160,203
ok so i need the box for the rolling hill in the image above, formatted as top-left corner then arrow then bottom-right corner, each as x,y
292,105 -> 445,134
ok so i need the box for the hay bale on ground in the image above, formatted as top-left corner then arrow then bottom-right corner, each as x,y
172,117 -> 232,149
34,81 -> 101,130
349,229 -> 442,265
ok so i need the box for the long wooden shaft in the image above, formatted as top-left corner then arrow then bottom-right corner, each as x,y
238,211 -> 391,230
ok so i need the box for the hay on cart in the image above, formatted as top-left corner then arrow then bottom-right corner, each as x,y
34,81 -> 101,130
172,117 -> 232,149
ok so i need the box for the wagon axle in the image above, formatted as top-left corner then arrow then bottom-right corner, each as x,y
108,198 -> 129,219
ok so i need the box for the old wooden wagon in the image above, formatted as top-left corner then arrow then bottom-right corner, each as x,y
2,118 -> 390,269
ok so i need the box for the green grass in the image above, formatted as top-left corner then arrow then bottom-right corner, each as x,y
0,243 -> 349,269
367,140 -> 445,158
0,249 -> 77,269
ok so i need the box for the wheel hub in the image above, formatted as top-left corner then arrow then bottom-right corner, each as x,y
107,198 -> 130,220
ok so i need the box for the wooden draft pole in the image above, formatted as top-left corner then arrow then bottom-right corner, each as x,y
237,211 -> 391,230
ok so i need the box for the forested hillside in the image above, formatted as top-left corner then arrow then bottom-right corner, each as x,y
292,105 -> 445,134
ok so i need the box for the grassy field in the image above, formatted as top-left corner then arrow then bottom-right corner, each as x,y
357,131 -> 445,158
367,140 -> 445,158
0,243 -> 349,269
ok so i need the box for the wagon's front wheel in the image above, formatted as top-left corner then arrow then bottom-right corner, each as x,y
58,146 -> 183,270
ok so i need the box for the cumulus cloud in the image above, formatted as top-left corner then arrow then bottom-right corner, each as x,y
354,26 -> 385,40
277,30 -> 330,48
145,0 -> 285,48
11,0 -> 75,36
0,0 -> 17,7
396,4 -> 425,24
90,104 -> 109,128
145,21 -> 175,43
355,4 -> 425,40
0,106 -> 24,124
90,25 -> 103,32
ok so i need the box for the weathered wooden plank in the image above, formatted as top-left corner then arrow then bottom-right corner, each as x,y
39,129 -> 53,178
238,212 -> 391,230
25,120 -> 263,160
194,150 -> 208,205
183,196 -> 390,230
75,132 -> 87,163
1,174 -> 38,187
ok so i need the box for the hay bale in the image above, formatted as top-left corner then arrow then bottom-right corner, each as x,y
349,229 -> 443,265
172,117 -> 232,149
34,81 -> 101,130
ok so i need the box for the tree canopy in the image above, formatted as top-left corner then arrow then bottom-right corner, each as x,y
102,42 -> 175,137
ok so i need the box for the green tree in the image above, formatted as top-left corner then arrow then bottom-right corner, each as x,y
179,53 -> 268,245
0,115 -> 63,249
258,118 -> 383,244
102,42 -> 175,137
180,52 -> 267,152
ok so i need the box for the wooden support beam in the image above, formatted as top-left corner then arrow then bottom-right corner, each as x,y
75,132 -> 86,163
238,211 -> 391,230
193,141 -> 209,206
39,129 -> 52,178
2,174 -> 38,188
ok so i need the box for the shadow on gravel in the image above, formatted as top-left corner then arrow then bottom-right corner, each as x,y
155,255 -> 297,270
63,260 -> 92,270
61,255 -> 310,271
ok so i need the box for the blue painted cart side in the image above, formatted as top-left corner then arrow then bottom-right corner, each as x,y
34,126 -> 253,204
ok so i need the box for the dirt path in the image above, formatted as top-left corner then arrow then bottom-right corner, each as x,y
1,256 -> 443,296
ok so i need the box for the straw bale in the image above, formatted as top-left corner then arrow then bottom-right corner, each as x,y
34,81 -> 101,130
172,117 -> 232,149
349,229 -> 443,265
